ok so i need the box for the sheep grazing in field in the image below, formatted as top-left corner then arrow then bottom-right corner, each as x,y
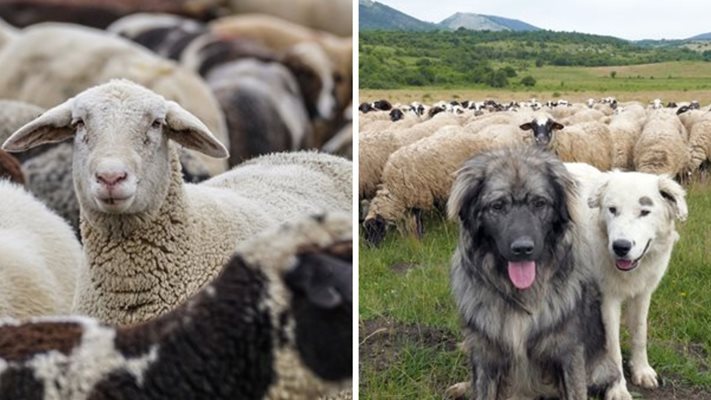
634,110 -> 690,176
608,111 -> 644,170
2,79 -> 352,326
0,22 -> 229,176
0,149 -> 23,184
685,112 -> 711,173
0,213 -> 352,400
364,123 -> 529,246
0,180 -> 83,318
359,112 -> 462,199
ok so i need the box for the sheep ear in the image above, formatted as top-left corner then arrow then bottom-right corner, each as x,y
519,122 -> 533,131
587,177 -> 609,209
551,121 -> 564,131
2,99 -> 74,152
165,101 -> 228,159
658,176 -> 688,221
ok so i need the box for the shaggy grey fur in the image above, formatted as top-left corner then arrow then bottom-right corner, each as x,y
448,146 -> 619,400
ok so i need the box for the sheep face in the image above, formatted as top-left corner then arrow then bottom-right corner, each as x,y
520,117 -> 564,146
2,79 -> 228,215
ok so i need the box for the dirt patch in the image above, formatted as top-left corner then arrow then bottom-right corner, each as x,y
360,317 -> 711,400
359,317 -> 459,373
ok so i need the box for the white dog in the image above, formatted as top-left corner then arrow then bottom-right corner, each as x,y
568,165 -> 688,400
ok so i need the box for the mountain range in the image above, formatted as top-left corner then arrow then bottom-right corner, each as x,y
359,0 -> 711,40
359,0 -> 540,32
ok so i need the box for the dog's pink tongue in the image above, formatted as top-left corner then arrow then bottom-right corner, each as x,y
508,261 -> 536,289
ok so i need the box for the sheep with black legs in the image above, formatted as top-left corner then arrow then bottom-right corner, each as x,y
3,79 -> 351,326
0,213 -> 352,400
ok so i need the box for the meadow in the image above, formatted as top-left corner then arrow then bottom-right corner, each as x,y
359,177 -> 711,399
360,60 -> 711,105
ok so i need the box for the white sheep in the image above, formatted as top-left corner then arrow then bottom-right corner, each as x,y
364,123 -> 528,245
685,112 -> 711,173
0,22 -> 229,176
0,213 -> 352,400
634,110 -> 690,176
2,79 -> 352,325
0,180 -> 83,318
608,111 -> 644,170
358,112 -> 462,199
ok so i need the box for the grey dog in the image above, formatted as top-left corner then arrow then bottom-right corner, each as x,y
447,146 -> 620,400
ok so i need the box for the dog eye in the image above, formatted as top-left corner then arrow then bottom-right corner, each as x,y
640,209 -> 650,217
608,207 -> 617,215
491,201 -> 505,211
532,198 -> 547,208
72,118 -> 84,130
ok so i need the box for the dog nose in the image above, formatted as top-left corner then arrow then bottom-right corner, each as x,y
511,238 -> 535,256
612,239 -> 633,257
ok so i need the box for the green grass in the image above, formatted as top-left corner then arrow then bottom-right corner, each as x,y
359,180 -> 711,399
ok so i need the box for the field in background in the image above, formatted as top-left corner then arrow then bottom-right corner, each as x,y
359,178 -> 711,399
360,61 -> 711,104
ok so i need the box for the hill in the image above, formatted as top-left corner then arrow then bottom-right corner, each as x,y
688,32 -> 711,40
359,1 -> 540,32
439,12 -> 540,32
358,0 -> 436,31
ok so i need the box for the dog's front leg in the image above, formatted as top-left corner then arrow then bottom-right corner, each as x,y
558,346 -> 587,400
601,296 -> 632,400
625,292 -> 658,388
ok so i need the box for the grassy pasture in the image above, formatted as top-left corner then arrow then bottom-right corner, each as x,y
359,177 -> 711,399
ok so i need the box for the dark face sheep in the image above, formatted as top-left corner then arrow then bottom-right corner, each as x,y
389,108 -> 404,122
0,214 -> 353,400
358,102 -> 374,113
373,100 -> 392,111
520,117 -> 565,146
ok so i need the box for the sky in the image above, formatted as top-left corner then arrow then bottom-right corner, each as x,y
375,0 -> 711,41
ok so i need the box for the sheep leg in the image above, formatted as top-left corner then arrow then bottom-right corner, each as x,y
412,208 -> 424,239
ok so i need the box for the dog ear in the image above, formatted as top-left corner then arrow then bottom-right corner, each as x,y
587,177 -> 609,209
448,157 -> 486,232
546,159 -> 574,225
658,176 -> 688,221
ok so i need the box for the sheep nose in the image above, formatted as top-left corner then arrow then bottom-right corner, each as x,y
511,238 -> 535,256
96,170 -> 127,187
612,239 -> 633,257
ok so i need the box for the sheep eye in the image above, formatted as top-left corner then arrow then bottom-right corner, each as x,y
151,119 -> 163,130
640,209 -> 650,217
608,207 -> 617,215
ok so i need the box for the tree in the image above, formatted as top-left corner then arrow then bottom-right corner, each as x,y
520,76 -> 537,87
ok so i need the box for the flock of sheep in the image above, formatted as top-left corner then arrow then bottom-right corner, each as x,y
0,1 -> 353,399
359,97 -> 711,245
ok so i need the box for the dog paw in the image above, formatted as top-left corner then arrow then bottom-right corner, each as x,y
444,381 -> 470,400
631,365 -> 658,388
605,382 -> 633,400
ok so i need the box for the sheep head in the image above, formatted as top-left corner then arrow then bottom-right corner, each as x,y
2,79 -> 228,215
